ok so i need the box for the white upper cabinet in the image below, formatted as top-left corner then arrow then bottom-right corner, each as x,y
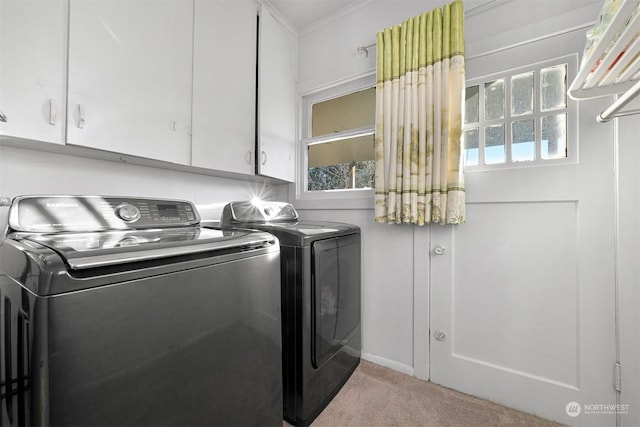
192,0 -> 257,175
67,1 -> 193,165
258,7 -> 297,182
0,0 -> 67,144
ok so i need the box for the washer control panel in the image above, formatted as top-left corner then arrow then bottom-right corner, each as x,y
8,196 -> 200,232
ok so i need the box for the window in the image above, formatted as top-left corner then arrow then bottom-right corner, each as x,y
308,89 -> 375,190
463,56 -> 576,169
299,74 -> 376,202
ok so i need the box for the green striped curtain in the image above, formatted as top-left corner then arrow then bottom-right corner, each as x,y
374,0 -> 465,225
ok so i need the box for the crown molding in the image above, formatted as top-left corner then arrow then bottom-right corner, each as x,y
298,0 -> 377,37
260,0 -> 299,38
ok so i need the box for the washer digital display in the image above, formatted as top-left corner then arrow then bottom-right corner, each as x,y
157,204 -> 180,219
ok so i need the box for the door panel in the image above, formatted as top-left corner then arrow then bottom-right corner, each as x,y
450,202 -> 579,387
257,6 -> 296,182
192,0 -> 257,175
0,0 -> 67,144
67,1 -> 192,164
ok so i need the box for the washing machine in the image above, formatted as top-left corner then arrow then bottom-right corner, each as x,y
220,201 -> 361,427
0,195 -> 283,427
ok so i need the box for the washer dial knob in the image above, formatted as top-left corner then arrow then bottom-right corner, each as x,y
115,203 -> 141,222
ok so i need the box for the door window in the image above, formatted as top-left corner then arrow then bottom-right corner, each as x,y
463,57 -> 574,169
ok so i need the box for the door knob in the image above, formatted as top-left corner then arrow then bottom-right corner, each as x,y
433,245 -> 446,255
433,330 -> 447,341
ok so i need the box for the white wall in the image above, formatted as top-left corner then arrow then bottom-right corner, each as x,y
297,0 -> 600,93
0,144 -> 287,228
294,0 -> 638,389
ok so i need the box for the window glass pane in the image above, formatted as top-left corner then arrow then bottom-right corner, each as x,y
541,114 -> 567,159
308,164 -> 350,191
465,85 -> 479,124
541,64 -> 567,111
484,79 -> 504,121
354,161 -> 375,188
463,127 -> 479,166
311,88 -> 375,137
485,124 -> 505,164
512,119 -> 535,162
511,72 -> 534,116
308,161 -> 375,190
307,134 -> 375,190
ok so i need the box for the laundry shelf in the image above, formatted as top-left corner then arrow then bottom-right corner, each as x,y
568,0 -> 640,101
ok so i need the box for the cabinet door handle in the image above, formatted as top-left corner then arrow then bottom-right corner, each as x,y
0,110 -> 7,123
49,99 -> 57,126
246,150 -> 253,165
77,104 -> 85,129
261,150 -> 267,165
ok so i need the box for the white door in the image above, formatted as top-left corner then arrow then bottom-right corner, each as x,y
257,6 -> 296,182
0,0 -> 67,144
192,0 -> 257,175
67,0 -> 193,164
430,32 -> 617,426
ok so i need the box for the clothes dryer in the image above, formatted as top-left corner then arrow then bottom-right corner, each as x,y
220,201 -> 361,427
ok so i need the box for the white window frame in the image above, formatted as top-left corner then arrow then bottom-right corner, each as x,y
295,73 -> 376,210
294,56 -> 577,209
463,54 -> 578,171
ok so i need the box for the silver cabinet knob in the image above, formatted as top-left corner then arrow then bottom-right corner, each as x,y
49,99 -> 57,125
77,104 -> 85,129
433,246 -> 446,255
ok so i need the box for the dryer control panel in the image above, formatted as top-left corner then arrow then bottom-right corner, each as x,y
222,201 -> 298,225
8,196 -> 200,233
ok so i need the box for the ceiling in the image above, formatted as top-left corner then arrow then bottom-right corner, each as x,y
268,0 -> 360,33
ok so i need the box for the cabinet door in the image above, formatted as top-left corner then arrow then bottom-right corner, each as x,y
192,0 -> 257,175
258,7 -> 296,182
0,0 -> 67,144
67,1 -> 193,164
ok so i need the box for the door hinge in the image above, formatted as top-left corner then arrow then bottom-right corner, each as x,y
614,362 -> 622,392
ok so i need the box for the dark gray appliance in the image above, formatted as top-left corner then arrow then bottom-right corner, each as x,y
220,201 -> 361,427
0,195 -> 282,427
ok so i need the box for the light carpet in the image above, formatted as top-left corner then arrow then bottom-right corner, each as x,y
286,359 -> 562,427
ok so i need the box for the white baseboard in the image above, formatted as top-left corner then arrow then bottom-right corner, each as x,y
361,352 -> 415,377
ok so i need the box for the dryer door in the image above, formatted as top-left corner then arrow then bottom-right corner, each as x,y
311,233 -> 361,369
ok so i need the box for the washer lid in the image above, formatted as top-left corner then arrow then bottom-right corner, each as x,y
22,227 -> 275,270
